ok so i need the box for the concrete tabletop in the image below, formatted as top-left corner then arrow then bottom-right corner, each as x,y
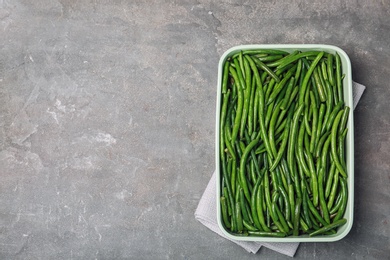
1,1 -> 389,259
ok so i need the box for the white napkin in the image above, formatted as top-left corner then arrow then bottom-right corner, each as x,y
195,81 -> 366,257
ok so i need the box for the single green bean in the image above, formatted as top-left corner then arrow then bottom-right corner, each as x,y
233,58 -> 246,90
229,67 -> 244,146
268,101 -> 283,157
293,197 -> 302,236
276,51 -> 321,70
248,76 -> 256,135
325,161 -> 336,199
333,177 -> 348,222
331,110 -> 347,178
239,137 -> 260,202
256,183 -> 271,231
221,196 -> 231,228
266,50 -> 299,67
335,53 -> 343,103
222,60 -> 230,94
252,57 -> 281,83
298,52 -> 324,106
318,167 -> 330,224
327,170 -> 339,210
327,53 -> 335,87
287,104 -> 305,175
239,60 -> 252,137
313,67 -> 327,102
309,218 -> 347,237
309,91 -> 318,153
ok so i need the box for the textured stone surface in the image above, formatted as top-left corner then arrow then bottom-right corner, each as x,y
0,0 -> 389,259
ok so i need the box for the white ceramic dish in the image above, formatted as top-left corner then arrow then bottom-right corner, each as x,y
215,44 -> 354,242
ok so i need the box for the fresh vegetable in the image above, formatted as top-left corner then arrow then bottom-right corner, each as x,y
219,49 -> 350,237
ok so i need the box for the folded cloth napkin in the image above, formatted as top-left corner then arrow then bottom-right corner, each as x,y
195,81 -> 366,257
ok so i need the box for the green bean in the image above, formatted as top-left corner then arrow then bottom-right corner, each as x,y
327,53 -> 335,87
229,67 -> 244,146
231,159 -> 237,196
318,167 -> 331,224
232,49 -> 289,57
298,52 -> 324,106
223,187 -> 232,216
320,134 -> 332,177
248,77 -> 256,135
324,101 -> 344,133
313,67 -> 327,102
255,54 -> 284,62
309,218 -> 347,237
221,196 -> 231,228
331,110 -> 347,178
257,183 -> 271,231
267,65 -> 296,105
315,131 -> 330,159
320,83 -> 333,136
333,178 -> 348,222
327,170 -> 339,210
299,217 -> 310,233
306,190 -> 328,227
304,110 -> 312,137
301,184 -> 312,229
253,83 -> 260,133
221,160 -> 235,227
250,179 -> 262,230
330,192 -> 343,214
252,57 -> 281,83
239,188 -> 250,222
239,65 -> 252,137
265,101 -> 275,129
269,120 -> 290,171
338,106 -> 350,134
336,53 -> 343,103
315,104 -> 326,156
222,61 -> 230,94
276,51 -> 321,70
224,124 -> 237,160
339,128 -> 348,169
239,137 -> 259,202
242,219 -> 257,231
275,202 -> 290,232
279,186 -> 291,222
297,121 -> 311,178
269,101 -> 283,157
235,201 -> 244,232
233,58 -> 246,90
309,91 -> 318,153
264,79 -> 276,107
271,171 -> 280,196
280,77 -> 296,111
286,86 -> 299,112
246,56 -> 274,159
325,161 -> 336,199
220,90 -> 230,162
321,60 -> 328,82
293,197 -> 302,236
267,50 -> 299,67
288,104 -> 304,175
304,148 -> 318,207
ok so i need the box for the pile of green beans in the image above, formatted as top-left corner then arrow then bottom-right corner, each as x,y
219,49 -> 349,237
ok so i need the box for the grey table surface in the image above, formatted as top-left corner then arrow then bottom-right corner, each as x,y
1,0 -> 389,259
